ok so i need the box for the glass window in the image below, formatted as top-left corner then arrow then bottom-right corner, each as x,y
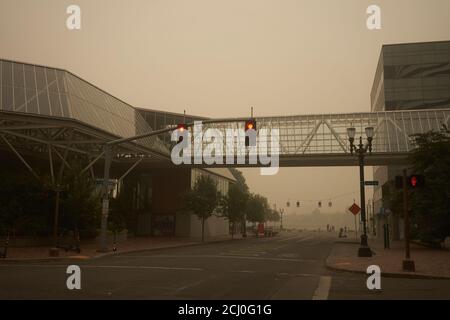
46,68 -> 58,93
14,86 -> 26,111
2,61 -> 12,86
38,90 -> 50,115
56,70 -> 66,93
35,66 -> 46,90
2,85 -> 13,110
26,89 -> 39,114
13,63 -> 25,87
49,92 -> 62,117
24,65 -> 36,89
60,93 -> 70,117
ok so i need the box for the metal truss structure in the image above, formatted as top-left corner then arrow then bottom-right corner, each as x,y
188,108 -> 450,166
1,58 -> 450,170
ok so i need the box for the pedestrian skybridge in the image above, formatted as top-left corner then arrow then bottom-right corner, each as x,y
1,58 -> 449,168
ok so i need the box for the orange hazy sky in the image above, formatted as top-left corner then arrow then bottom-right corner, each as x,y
1,0 -> 450,213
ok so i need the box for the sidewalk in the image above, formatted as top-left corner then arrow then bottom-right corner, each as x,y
0,235 -> 241,263
327,236 -> 450,279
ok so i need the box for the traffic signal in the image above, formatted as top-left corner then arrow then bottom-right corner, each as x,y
318,201 -> 322,208
395,175 -> 425,189
328,201 -> 332,207
245,119 -> 257,147
176,123 -> 187,144
296,201 -> 300,208
408,175 -> 425,188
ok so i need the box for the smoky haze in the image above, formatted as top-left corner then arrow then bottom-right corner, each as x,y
1,0 -> 450,212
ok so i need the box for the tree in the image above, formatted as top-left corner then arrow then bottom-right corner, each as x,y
181,175 -> 221,242
0,169 -> 49,237
407,130 -> 450,244
60,165 -> 101,239
229,168 -> 249,193
219,183 -> 249,238
245,194 -> 270,224
229,169 -> 251,235
266,209 -> 281,223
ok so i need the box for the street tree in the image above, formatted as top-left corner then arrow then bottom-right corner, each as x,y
407,130 -> 450,244
181,175 -> 221,242
245,193 -> 270,224
266,209 -> 281,223
220,183 -> 249,238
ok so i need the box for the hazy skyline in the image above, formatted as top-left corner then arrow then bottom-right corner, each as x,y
1,0 -> 450,213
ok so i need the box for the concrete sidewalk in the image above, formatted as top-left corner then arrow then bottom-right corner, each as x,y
0,235 -> 243,263
327,238 -> 450,279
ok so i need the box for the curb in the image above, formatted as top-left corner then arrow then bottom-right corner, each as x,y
325,242 -> 450,280
334,240 -> 360,245
0,237 -> 246,264
91,237 -> 246,260
325,262 -> 450,280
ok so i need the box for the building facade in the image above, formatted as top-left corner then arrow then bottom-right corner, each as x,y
371,41 -> 450,239
0,58 -> 236,242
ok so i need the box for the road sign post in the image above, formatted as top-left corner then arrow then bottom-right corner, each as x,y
348,203 -> 361,240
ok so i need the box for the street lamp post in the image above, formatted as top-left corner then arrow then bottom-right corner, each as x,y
347,126 -> 374,257
280,209 -> 284,231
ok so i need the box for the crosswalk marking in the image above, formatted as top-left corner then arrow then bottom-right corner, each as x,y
312,276 -> 332,300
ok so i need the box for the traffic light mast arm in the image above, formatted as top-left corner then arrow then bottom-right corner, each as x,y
106,117 -> 253,146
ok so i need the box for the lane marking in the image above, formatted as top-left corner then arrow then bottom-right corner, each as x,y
277,234 -> 315,242
174,279 -> 206,293
296,236 -> 314,243
277,272 -> 318,277
84,265 -> 204,271
0,264 -> 203,272
312,276 -> 332,300
221,253 -> 260,257
114,254 -> 318,263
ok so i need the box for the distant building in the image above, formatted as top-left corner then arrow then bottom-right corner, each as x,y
371,40 -> 450,239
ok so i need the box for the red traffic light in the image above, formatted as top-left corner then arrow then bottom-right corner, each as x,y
408,175 -> 425,188
245,120 -> 256,131
176,124 -> 188,143
245,119 -> 257,147
410,176 -> 418,187
395,174 -> 425,189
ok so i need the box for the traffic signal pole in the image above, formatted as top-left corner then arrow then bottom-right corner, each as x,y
402,169 -> 415,271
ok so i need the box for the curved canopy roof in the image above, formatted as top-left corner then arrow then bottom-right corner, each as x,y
0,58 -> 169,156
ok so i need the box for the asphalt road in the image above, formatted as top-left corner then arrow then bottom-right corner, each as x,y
0,231 -> 449,300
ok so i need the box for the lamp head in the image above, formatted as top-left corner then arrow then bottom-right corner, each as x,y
347,127 -> 356,140
365,127 -> 374,139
